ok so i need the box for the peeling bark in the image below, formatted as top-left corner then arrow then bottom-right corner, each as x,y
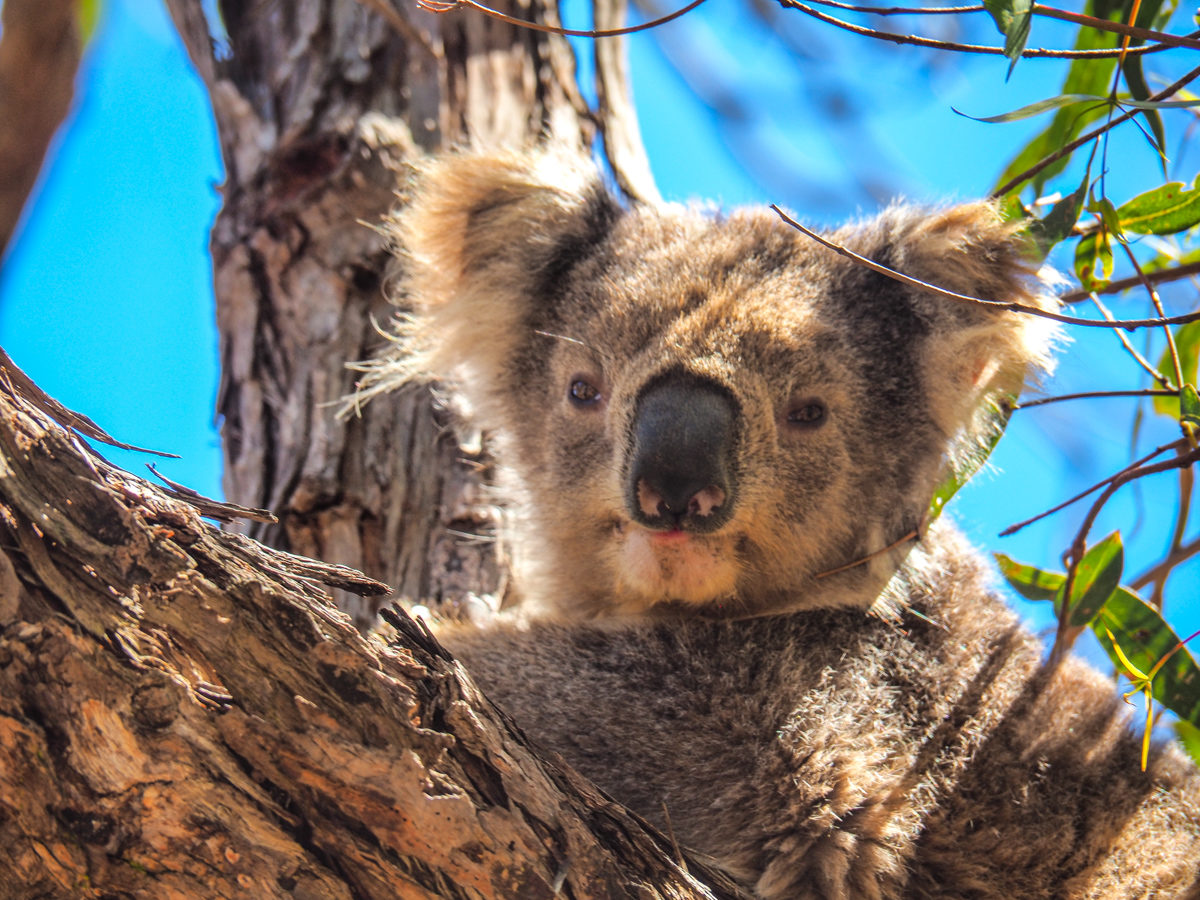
0,377 -> 746,899
164,0 -> 606,626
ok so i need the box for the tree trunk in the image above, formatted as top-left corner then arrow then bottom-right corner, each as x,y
0,1 -> 737,896
167,0 -> 641,626
0,369 -> 744,898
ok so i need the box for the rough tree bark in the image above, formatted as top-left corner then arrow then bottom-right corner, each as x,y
0,363 -> 743,898
167,0 -> 650,626
0,0 -> 730,896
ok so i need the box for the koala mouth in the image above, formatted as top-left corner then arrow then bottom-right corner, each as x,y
615,520 -> 741,606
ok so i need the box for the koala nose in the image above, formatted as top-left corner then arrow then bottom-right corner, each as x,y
627,375 -> 738,533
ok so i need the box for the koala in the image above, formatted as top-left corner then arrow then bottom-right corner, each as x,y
373,150 -> 1200,899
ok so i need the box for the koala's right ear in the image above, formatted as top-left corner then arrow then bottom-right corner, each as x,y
384,150 -> 621,406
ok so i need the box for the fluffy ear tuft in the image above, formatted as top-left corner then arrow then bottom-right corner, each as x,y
353,149 -> 621,423
881,201 -> 1062,474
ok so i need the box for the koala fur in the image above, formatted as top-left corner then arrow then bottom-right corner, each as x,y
374,150 -> 1200,899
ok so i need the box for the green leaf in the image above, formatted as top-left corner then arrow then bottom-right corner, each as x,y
928,397 -> 1014,522
1057,532 -> 1123,627
1074,228 -> 1113,291
1154,321 -> 1200,417
984,0 -> 1033,77
1093,588 -> 1200,726
992,13 -> 1118,196
1116,179 -> 1200,236
1122,53 -> 1167,171
1090,195 -> 1124,238
1181,384 -> 1200,426
1026,175 -> 1088,258
960,94 -> 1111,124
995,553 -> 1066,602
1176,718 -> 1200,768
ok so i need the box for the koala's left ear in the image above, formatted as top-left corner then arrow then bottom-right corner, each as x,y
880,202 -> 1061,458
384,149 -> 621,406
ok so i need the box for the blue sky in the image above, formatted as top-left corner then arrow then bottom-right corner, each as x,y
0,0 -> 1196,651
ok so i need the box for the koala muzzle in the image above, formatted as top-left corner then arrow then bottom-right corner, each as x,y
628,375 -> 738,533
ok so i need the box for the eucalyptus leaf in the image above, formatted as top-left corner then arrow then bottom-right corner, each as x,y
962,94 -> 1112,124
992,22 -> 1117,195
1117,179 -> 1200,235
928,398 -> 1014,523
984,0 -> 1033,77
1074,229 -> 1113,291
994,553 -> 1065,602
1093,588 -> 1200,726
1154,321 -> 1200,417
1026,175 -> 1088,258
1181,384 -> 1200,426
1057,532 -> 1123,627
1122,53 -> 1167,170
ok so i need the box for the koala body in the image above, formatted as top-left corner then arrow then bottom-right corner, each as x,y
376,151 -> 1200,899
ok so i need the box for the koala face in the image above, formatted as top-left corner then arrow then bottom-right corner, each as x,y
384,151 -> 1056,620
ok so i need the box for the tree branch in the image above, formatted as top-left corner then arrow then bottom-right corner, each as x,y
1059,260 -> 1200,304
992,65 -> 1200,197
0,368 -> 747,898
771,204 -> 1200,330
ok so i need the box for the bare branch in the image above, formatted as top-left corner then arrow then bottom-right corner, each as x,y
1060,260 -> 1200,304
1000,439 -> 1185,536
417,0 -> 711,37
797,0 -> 1181,57
775,0 -> 1185,58
1031,3 -> 1200,51
1088,294 -> 1175,389
771,205 -> 1200,330
595,0 -> 663,203
1117,239 -> 1183,391
1053,444 -> 1200,658
1130,533 -> 1200,590
993,65 -> 1200,197
355,0 -> 439,59
1016,389 -> 1178,409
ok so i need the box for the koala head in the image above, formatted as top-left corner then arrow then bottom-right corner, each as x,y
379,150 -> 1057,620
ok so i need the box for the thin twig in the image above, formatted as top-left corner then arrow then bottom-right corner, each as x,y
1154,454 -> 1194,606
354,0 -> 438,58
797,0 -> 1186,56
1089,294 -> 1175,389
1032,3 -> 1200,51
1119,241 -> 1183,390
1000,439 -> 1185,536
796,0 -> 984,14
1016,389 -> 1177,408
816,528 -> 919,578
1130,533 -> 1200,590
993,65 -> 1200,197
1052,445 -> 1200,659
776,0 -> 1189,58
416,0 -> 710,37
771,205 -> 1200,330
1060,259 -> 1200,304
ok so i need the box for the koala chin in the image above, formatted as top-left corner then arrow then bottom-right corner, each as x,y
371,149 -> 1200,899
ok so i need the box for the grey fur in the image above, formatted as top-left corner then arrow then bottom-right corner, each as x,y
377,150 -> 1200,899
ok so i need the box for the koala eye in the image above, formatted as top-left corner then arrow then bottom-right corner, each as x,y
568,377 -> 603,409
785,400 -> 827,428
